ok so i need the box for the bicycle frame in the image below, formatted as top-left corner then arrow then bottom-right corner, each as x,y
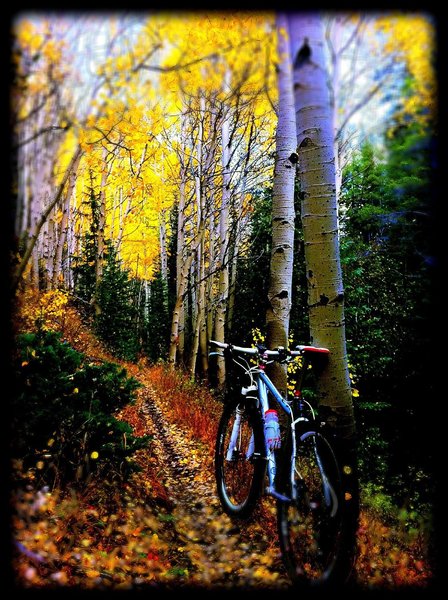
255,369 -> 295,501
210,340 -> 330,506
234,355 -> 306,504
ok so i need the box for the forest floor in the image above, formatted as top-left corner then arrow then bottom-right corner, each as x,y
10,298 -> 434,592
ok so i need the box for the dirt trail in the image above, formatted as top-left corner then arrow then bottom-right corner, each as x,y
138,383 -> 291,590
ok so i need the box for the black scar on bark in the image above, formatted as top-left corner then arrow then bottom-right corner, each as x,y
320,294 -> 329,305
288,152 -> 299,164
308,270 -> 313,278
277,290 -> 289,299
294,37 -> 311,69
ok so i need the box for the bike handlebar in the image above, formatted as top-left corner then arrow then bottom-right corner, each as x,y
208,339 -> 329,359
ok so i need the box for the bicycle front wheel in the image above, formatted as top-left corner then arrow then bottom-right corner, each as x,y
215,396 -> 266,519
277,429 -> 343,586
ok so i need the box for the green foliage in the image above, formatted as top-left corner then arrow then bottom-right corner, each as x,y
361,482 -> 395,521
143,270 -> 170,362
341,116 -> 434,510
72,185 -> 105,304
95,245 -> 140,361
341,125 -> 432,399
13,330 -> 149,487
231,188 -> 272,345
72,184 -> 141,361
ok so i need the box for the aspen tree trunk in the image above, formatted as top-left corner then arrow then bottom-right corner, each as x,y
176,157 -> 187,363
159,209 -> 168,281
330,16 -> 343,202
189,238 -> 206,375
44,217 -> 56,289
16,126 -> 29,240
188,95 -> 205,373
289,12 -> 358,580
265,13 -> 296,396
93,147 -> 108,315
169,106 -> 200,366
65,206 -> 75,290
36,145 -> 55,289
199,101 -> 218,370
168,233 -> 204,365
206,190 -> 217,344
214,71 -> 232,387
52,158 -> 79,288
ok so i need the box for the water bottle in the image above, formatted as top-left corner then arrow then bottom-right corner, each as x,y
264,409 -> 281,450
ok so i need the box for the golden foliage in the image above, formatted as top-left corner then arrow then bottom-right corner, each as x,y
375,14 -> 436,126
18,288 -> 69,332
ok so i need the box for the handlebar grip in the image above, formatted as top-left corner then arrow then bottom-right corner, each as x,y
209,340 -> 228,349
208,340 -> 258,356
296,345 -> 330,354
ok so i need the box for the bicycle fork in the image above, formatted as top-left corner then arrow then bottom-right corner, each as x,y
225,386 -> 259,461
225,407 -> 256,461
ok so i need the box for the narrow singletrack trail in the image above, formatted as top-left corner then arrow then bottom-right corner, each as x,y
136,382 -> 291,590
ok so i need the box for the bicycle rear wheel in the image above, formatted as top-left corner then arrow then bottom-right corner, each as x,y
215,396 -> 266,519
277,428 -> 344,586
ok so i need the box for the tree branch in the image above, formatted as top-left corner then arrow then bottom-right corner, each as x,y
12,145 -> 84,291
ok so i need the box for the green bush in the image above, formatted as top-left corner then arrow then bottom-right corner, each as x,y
12,330 -> 150,487
94,244 -> 140,361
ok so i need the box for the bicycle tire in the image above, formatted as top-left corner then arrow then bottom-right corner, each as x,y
215,396 -> 266,519
277,427 -> 345,586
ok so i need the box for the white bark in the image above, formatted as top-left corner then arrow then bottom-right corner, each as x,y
289,13 -> 355,439
93,146 -> 108,313
52,153 -> 81,288
159,209 -> 168,281
214,70 -> 231,387
266,13 -> 297,395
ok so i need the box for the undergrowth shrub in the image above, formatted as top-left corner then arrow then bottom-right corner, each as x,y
12,330 -> 150,488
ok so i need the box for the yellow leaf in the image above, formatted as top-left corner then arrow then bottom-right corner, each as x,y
90,451 -> 99,459
36,461 -> 44,470
73,388 -> 79,394
85,569 -> 100,578
21,361 -> 29,367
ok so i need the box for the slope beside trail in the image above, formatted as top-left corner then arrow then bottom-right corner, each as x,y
11,304 -> 291,590
126,372 -> 291,590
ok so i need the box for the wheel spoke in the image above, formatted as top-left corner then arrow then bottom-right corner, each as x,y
278,431 -> 342,584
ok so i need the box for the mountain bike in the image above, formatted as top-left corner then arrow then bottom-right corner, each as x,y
209,339 -> 346,586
